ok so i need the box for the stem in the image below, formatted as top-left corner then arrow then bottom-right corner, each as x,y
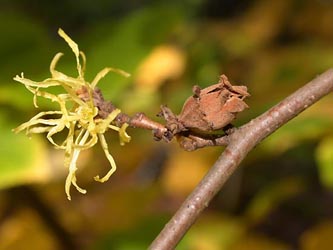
148,68 -> 333,250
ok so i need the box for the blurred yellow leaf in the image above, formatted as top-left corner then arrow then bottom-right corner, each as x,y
315,136 -> 333,190
135,45 -> 186,92
0,210 -> 57,250
122,45 -> 186,112
300,221 -> 333,250
161,148 -> 211,197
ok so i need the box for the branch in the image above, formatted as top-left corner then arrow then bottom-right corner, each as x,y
86,74 -> 248,150
148,68 -> 333,250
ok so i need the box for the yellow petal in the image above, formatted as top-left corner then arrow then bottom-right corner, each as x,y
58,28 -> 83,78
91,67 -> 130,89
118,123 -> 131,146
94,133 -> 117,183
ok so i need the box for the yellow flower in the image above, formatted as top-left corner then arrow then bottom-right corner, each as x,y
13,29 -> 131,200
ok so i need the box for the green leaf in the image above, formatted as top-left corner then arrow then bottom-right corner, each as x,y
244,177 -> 305,223
178,214 -> 244,250
315,136 -> 333,190
261,117 -> 333,155
0,114 -> 51,189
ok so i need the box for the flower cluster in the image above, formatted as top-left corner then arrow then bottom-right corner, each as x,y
13,29 -> 131,200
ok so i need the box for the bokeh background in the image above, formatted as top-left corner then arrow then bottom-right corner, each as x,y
1,0 -> 333,249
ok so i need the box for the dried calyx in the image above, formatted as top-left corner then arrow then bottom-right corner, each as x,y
156,75 -> 250,150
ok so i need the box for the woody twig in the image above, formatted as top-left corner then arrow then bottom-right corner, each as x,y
148,68 -> 333,250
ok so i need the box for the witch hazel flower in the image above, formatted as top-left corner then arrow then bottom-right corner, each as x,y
13,29 -> 131,200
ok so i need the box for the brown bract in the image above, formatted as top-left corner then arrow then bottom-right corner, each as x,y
159,75 -> 250,140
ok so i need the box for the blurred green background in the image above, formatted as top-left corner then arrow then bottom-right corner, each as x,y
0,0 -> 333,249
